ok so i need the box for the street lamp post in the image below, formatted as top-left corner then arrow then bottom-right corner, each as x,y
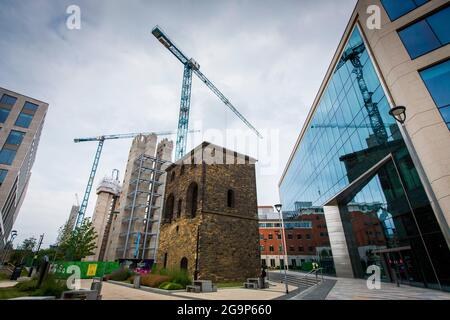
275,204 -> 289,294
388,106 -> 450,248
1,230 -> 17,264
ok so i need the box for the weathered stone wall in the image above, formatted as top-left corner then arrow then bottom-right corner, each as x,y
157,147 -> 260,282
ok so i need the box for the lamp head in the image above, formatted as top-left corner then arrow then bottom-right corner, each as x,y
389,106 -> 407,124
274,204 -> 282,213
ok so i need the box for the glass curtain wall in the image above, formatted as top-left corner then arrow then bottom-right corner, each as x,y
279,26 -> 450,290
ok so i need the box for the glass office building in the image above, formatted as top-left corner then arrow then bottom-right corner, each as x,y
279,1 -> 450,292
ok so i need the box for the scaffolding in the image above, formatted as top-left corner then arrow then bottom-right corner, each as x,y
120,154 -> 168,260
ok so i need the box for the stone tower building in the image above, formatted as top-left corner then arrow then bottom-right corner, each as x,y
85,170 -> 121,262
104,134 -> 173,261
157,142 -> 260,282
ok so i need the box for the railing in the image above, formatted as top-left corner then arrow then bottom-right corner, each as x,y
304,268 -> 324,282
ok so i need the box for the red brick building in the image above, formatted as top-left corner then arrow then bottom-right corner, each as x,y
258,206 -> 331,269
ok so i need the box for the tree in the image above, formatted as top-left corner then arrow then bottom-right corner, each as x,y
19,237 -> 37,252
7,237 -> 37,265
58,218 -> 97,261
56,220 -> 72,246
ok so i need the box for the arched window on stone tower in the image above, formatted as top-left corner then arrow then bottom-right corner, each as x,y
186,182 -> 199,218
180,257 -> 188,270
227,189 -> 235,208
177,199 -> 182,218
164,194 -> 175,223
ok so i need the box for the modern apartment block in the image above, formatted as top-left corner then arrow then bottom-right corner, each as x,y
279,0 -> 450,291
0,87 -> 48,248
104,135 -> 173,262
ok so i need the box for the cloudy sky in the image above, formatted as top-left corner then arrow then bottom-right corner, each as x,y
0,0 -> 356,247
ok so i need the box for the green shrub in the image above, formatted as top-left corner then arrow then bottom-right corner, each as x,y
20,268 -> 29,277
140,274 -> 171,288
167,269 -> 191,288
159,282 -> 183,290
31,276 -> 68,298
108,268 -> 134,282
15,280 -> 38,292
0,272 -> 10,281
158,268 -> 169,276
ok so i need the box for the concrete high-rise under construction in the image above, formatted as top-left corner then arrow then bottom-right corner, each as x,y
85,170 -> 121,262
104,134 -> 173,262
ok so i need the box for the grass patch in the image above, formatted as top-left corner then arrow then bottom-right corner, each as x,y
0,287 -> 31,300
0,272 -> 10,281
216,282 -> 243,288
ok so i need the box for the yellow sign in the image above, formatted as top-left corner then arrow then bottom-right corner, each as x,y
86,264 -> 98,277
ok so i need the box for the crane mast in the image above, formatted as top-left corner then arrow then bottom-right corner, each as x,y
73,129 -> 198,228
152,25 -> 262,160
335,43 -> 388,145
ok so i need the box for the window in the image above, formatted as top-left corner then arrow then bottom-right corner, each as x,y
299,246 -> 304,252
164,194 -> 175,223
270,259 -> 276,267
0,131 -> 24,165
170,171 -> 176,182
6,131 -> 25,146
23,102 -> 38,112
0,94 -> 17,106
0,148 -> 17,165
15,113 -> 33,128
0,169 -> 7,186
268,234 -> 273,240
259,234 -> 264,240
308,246 -> 314,252
288,234 -> 293,240
278,245 -> 283,252
0,95 -> 17,124
381,0 -> 428,21
398,6 -> 450,59
269,245 -> 274,252
306,234 -> 311,240
0,108 -> 10,123
186,182 -> 198,218
289,246 -> 295,252
260,246 -> 264,252
227,189 -> 235,208
420,59 -> 450,128
297,234 -> 302,240
177,199 -> 182,218
277,233 -> 282,240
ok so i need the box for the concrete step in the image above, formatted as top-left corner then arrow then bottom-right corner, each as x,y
268,273 -> 322,289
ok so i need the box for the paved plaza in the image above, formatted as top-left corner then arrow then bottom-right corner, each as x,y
325,278 -> 450,300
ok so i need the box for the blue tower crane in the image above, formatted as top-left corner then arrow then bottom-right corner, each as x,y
73,130 -> 198,228
151,25 -> 262,160
335,43 -> 388,145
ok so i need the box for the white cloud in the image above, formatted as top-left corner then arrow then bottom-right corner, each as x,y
0,0 -> 356,246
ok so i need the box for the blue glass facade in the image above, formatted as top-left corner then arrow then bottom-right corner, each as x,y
420,59 -> 450,129
381,0 -> 428,21
398,5 -> 450,59
280,27 -> 450,290
280,28 -> 398,211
